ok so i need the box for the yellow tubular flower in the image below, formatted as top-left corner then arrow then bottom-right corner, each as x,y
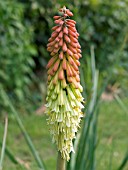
46,6 -> 84,161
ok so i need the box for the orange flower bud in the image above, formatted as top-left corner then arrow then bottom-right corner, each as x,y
69,35 -> 78,43
52,25 -> 59,31
58,31 -> 63,38
76,32 -> 79,37
77,43 -> 81,49
66,9 -> 73,16
74,54 -> 79,60
67,19 -> 76,24
71,60 -> 78,71
59,51 -> 64,59
64,34 -> 70,43
67,49 -> 73,56
53,59 -> 60,72
63,26 -> 68,34
62,42 -> 67,52
53,16 -> 61,20
48,68 -> 54,76
68,56 -> 74,65
54,19 -> 61,24
55,43 -> 59,48
70,42 -> 77,48
59,20 -> 64,25
74,60 -> 80,66
70,65 -> 77,76
48,37 -> 54,42
78,54 -> 82,58
51,32 -> 58,38
63,13 -> 68,17
67,76 -> 73,83
47,47 -> 53,52
68,26 -> 76,32
66,21 -> 75,27
59,38 -> 63,46
76,75 -> 80,82
53,48 -> 59,53
77,49 -> 81,53
46,56 -> 57,69
68,29 -> 77,37
58,68 -> 64,80
47,40 -> 55,47
55,37 -> 60,42
68,45 -> 77,54
56,26 -> 62,32
62,57 -> 67,70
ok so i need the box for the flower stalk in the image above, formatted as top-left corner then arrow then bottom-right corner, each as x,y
57,152 -> 65,170
46,6 -> 84,162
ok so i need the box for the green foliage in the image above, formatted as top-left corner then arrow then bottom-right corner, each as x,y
0,0 -> 37,100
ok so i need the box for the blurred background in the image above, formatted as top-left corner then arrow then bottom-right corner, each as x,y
0,0 -> 128,170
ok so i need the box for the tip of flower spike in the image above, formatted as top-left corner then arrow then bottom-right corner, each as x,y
59,6 -> 73,17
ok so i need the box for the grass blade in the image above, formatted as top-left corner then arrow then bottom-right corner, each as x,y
0,142 -> 18,164
0,114 -> 8,170
114,94 -> 128,115
117,151 -> 128,170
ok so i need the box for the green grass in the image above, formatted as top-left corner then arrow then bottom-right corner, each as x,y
96,98 -> 128,170
0,98 -> 128,170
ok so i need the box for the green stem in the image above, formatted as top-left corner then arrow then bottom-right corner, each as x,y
57,152 -> 65,170
0,114 -> 8,170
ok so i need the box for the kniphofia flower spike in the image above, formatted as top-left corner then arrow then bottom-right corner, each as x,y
46,6 -> 84,161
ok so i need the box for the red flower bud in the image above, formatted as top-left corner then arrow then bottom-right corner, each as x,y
62,42 -> 67,52
53,16 -> 61,20
66,9 -> 73,16
52,25 -> 59,31
58,31 -> 63,38
66,21 -> 75,27
55,37 -> 60,42
56,26 -> 62,32
59,38 -> 63,46
55,43 -> 59,48
62,57 -> 67,70
69,35 -> 78,43
68,29 -> 77,37
70,42 -> 77,48
68,45 -> 77,54
63,26 -> 68,34
64,34 -> 70,43
46,56 -> 57,69
51,32 -> 58,38
53,59 -> 60,72
67,19 -> 76,24
59,51 -> 64,59
58,68 -> 64,80
67,49 -> 73,56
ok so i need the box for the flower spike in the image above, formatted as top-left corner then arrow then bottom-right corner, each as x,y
46,6 -> 84,161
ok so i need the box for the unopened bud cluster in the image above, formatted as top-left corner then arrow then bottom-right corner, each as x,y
46,6 -> 84,161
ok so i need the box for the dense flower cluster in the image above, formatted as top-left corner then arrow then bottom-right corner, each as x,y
46,6 -> 84,161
